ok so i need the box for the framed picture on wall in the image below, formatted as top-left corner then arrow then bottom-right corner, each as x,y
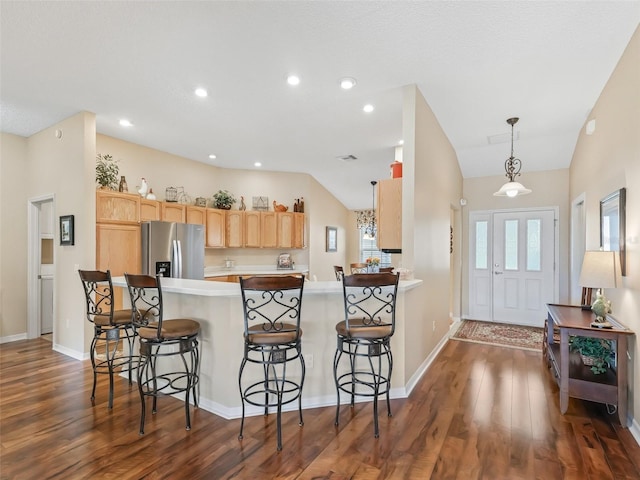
60,215 -> 75,246
600,187 -> 626,276
326,226 -> 337,252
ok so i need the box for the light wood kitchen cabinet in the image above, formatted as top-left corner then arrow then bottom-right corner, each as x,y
226,211 -> 244,248
96,223 -> 141,307
244,211 -> 261,248
96,190 -> 140,224
293,212 -> 305,248
377,178 -> 402,250
140,198 -> 161,221
261,211 -> 277,248
277,212 -> 294,248
186,206 -> 207,225
205,208 -> 226,248
161,202 -> 186,223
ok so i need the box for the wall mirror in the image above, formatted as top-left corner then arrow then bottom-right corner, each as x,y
600,187 -> 626,276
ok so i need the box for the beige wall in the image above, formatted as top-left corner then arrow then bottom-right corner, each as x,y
461,168 -> 571,316
570,25 -> 640,427
401,84 -> 464,378
0,133 -> 29,338
0,113 -> 97,352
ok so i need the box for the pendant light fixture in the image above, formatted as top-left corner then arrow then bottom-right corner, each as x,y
364,180 -> 377,239
493,117 -> 532,197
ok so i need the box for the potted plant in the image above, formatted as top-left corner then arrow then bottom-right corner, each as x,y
212,190 -> 236,210
569,336 -> 613,374
96,153 -> 119,190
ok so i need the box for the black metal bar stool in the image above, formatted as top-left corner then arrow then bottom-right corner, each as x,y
78,269 -> 136,409
333,272 -> 400,437
124,273 -> 200,435
238,275 -> 305,451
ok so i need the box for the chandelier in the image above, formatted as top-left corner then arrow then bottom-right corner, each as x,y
364,180 -> 377,239
493,117 -> 532,197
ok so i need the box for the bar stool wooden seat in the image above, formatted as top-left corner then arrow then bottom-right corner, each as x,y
78,269 -> 136,409
333,272 -> 400,437
333,265 -> 344,280
124,273 -> 200,435
238,275 -> 305,451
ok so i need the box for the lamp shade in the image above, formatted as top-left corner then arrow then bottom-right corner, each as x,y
493,181 -> 532,197
579,251 -> 622,289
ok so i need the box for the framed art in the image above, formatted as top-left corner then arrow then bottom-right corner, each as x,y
60,215 -> 75,246
600,187 -> 626,276
326,226 -> 337,252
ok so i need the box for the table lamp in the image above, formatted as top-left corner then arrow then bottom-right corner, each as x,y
578,250 -> 622,328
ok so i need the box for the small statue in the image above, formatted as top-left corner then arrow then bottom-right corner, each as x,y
138,178 -> 148,198
299,197 -> 304,213
273,200 -> 288,212
591,292 -> 612,322
293,198 -> 299,212
239,196 -> 246,211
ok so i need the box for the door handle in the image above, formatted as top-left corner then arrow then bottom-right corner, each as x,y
494,271 -> 503,275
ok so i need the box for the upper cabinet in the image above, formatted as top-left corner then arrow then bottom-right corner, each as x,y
244,211 -> 261,248
377,178 -> 402,250
226,211 -> 244,248
293,212 -> 305,249
161,203 -> 185,223
205,208 -> 225,248
186,206 -> 206,225
96,190 -> 140,224
140,198 -> 161,221
261,211 -> 277,248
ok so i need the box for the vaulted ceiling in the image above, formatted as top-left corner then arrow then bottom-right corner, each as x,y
1,2 -> 638,209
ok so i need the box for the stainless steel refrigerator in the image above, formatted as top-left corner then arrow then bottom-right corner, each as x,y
141,221 -> 205,280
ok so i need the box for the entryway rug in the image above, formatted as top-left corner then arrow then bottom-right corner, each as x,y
451,320 -> 543,351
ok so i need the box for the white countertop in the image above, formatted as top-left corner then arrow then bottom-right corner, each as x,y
112,275 -> 422,297
204,265 -> 309,278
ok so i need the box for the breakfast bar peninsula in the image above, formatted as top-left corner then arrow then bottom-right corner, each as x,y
112,275 -> 424,419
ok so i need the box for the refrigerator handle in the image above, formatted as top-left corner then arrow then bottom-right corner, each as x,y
171,240 -> 179,278
176,240 -> 183,278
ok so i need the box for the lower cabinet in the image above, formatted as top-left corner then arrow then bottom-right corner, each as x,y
96,223 -> 141,307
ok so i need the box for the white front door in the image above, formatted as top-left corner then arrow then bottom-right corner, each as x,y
469,209 -> 557,327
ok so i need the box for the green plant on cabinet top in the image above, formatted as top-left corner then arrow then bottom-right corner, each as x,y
96,153 -> 119,190
212,190 -> 236,210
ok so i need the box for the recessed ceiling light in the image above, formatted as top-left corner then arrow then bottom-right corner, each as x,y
363,104 -> 374,113
254,162 -> 262,167
208,154 -> 217,160
340,77 -> 357,89
286,75 -> 300,86
119,119 -> 133,127
195,88 -> 208,97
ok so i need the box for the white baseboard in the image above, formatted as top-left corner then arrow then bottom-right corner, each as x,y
52,343 -> 86,361
0,333 -> 27,344
629,416 -> 640,447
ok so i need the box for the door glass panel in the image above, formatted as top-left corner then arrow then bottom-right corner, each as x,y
475,221 -> 488,269
527,219 -> 541,271
504,220 -> 518,270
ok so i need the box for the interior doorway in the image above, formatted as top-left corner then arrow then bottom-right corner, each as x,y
468,208 -> 558,327
27,195 -> 55,341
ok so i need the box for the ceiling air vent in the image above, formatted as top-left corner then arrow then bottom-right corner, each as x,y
337,154 -> 358,162
487,130 -> 519,145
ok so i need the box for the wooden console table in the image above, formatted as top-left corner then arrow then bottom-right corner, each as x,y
545,304 -> 634,427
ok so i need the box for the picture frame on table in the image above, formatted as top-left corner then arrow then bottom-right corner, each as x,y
600,187 -> 626,276
60,215 -> 74,246
326,226 -> 337,252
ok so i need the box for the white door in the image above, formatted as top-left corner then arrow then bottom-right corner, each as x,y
469,209 -> 556,327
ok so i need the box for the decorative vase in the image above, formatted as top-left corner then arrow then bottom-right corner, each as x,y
118,176 -> 128,193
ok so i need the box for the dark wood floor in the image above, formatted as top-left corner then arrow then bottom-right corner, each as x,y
1,337 -> 639,479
